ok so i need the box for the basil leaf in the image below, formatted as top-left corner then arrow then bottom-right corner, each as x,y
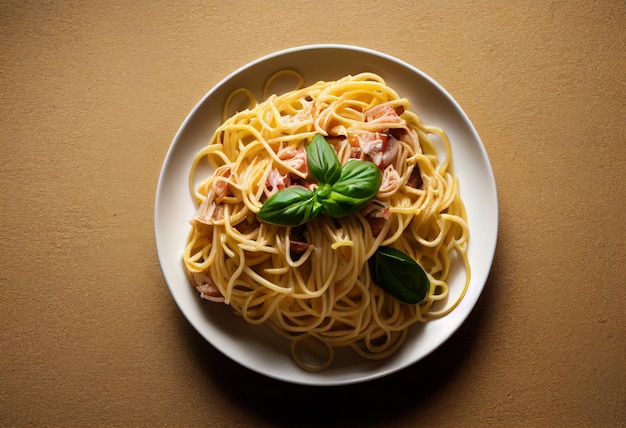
321,160 -> 382,217
369,246 -> 430,304
320,190 -> 362,218
306,134 -> 342,185
257,186 -> 322,226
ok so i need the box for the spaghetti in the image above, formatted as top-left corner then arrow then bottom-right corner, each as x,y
183,72 -> 470,370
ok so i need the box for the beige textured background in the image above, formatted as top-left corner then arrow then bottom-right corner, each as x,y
1,1 -> 624,426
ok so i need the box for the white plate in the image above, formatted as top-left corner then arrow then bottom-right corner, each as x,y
154,44 -> 498,386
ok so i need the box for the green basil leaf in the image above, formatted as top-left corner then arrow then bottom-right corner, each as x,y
320,190 -> 362,218
321,160 -> 382,217
369,246 -> 430,304
332,160 -> 382,199
306,134 -> 342,185
257,186 -> 322,226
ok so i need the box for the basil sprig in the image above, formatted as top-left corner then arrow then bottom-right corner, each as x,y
257,134 -> 381,226
369,246 -> 430,304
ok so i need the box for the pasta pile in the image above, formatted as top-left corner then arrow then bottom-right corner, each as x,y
183,72 -> 469,370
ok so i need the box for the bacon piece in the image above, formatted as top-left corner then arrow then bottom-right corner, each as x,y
196,282 -> 222,300
378,165 -> 401,196
235,215 -> 259,234
348,134 -> 363,160
289,177 -> 317,192
193,273 -> 224,302
364,104 -> 404,125
349,131 -> 399,169
194,190 -> 224,225
407,164 -> 423,189
277,145 -> 308,175
214,167 -> 231,198
378,135 -> 399,169
289,225 -> 310,259
266,145 -> 309,194
267,168 -> 290,194
369,217 -> 386,238
389,126 -> 407,141
362,201 -> 390,237
267,145 -> 312,194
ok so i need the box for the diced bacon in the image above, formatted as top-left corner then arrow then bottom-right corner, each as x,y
196,282 -> 222,299
277,145 -> 308,175
389,126 -> 408,141
348,135 -> 363,160
289,177 -> 318,192
349,131 -> 399,169
361,201 -> 391,237
362,201 -> 391,219
407,164 -> 423,189
378,165 -> 401,196
194,190 -> 224,225
289,225 -> 310,259
214,167 -> 231,198
362,132 -> 388,160
267,168 -> 290,194
364,104 -> 404,124
378,136 -> 399,169
266,145 -> 309,194
193,273 -> 224,302
289,240 -> 310,257
235,215 -> 259,234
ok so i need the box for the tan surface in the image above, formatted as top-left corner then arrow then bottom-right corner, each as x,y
1,1 -> 625,426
